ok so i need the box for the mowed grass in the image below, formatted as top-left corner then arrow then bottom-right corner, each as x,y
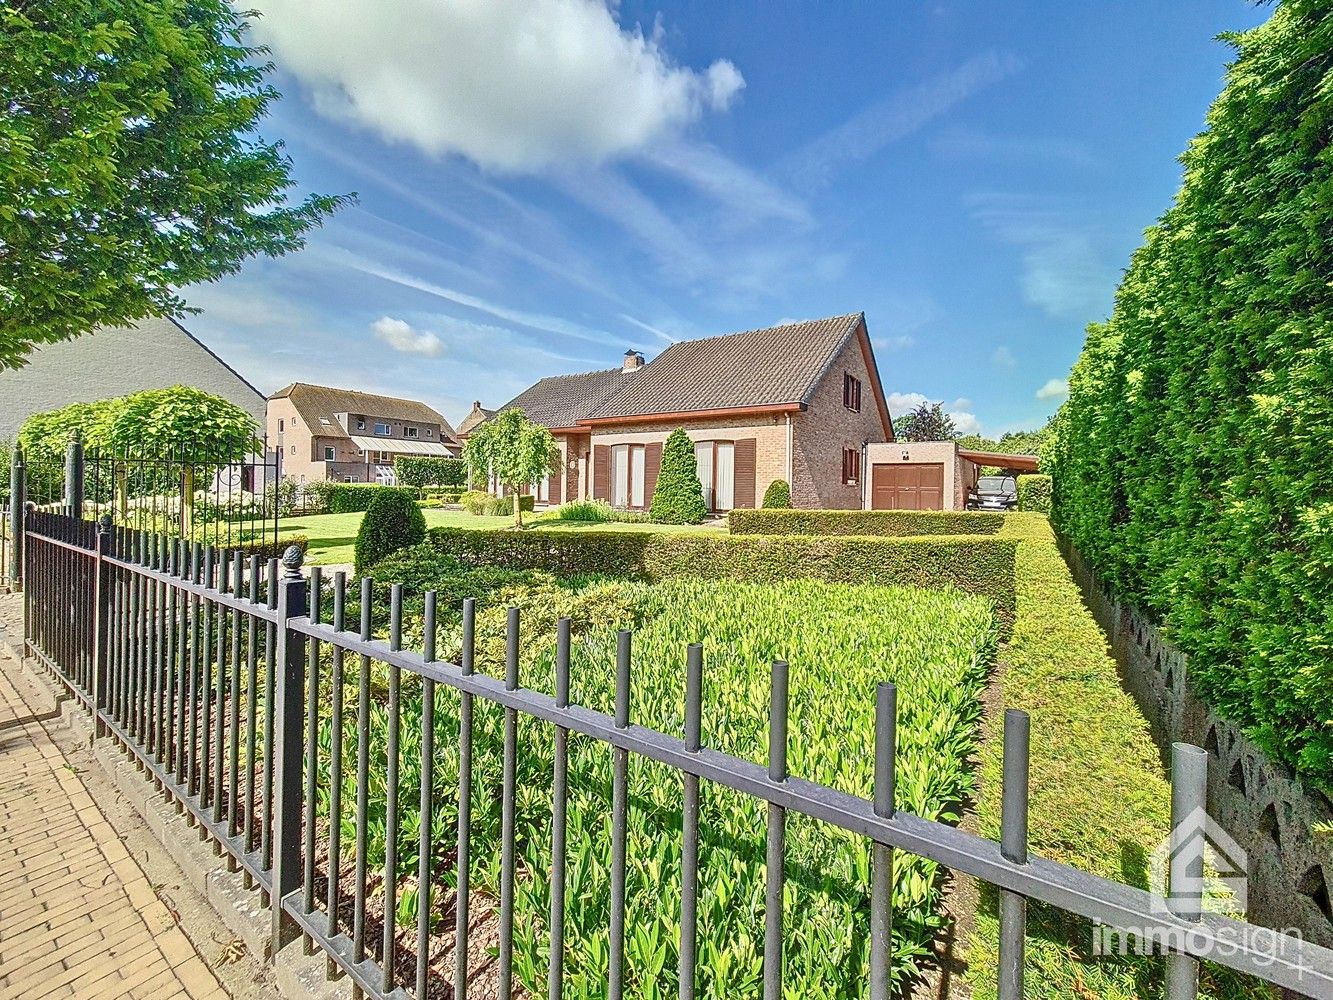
285,508 -> 727,565
332,575 -> 998,997
963,514 -> 1274,999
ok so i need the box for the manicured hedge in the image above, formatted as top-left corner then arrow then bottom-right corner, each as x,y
460,491 -> 535,516
728,508 -> 1005,536
427,526 -> 1016,634
231,534 -> 308,561
354,488 -> 426,575
325,483 -> 416,514
1015,475 -> 1051,514
1046,1 -> 1333,785
395,455 -> 467,489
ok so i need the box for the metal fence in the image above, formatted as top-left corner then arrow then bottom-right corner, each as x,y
15,505 -> 1333,999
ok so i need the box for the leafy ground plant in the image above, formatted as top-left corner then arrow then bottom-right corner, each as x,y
320,575 -> 998,997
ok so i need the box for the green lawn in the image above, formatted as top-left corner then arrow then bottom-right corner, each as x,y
283,508 -> 726,565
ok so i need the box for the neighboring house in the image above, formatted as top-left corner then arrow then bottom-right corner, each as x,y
0,317 -> 266,439
267,383 -> 459,484
455,401 -> 496,439
493,313 -> 894,511
862,442 -> 1039,510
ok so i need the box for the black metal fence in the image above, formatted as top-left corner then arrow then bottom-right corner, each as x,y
15,507 -> 1333,999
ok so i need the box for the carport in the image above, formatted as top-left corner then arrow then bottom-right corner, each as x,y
862,441 -> 1038,510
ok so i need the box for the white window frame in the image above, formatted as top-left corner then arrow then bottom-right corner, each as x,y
324,446 -> 335,462
407,427 -> 419,439
375,422 -> 390,436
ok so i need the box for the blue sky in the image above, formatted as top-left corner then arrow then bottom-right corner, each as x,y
183,0 -> 1269,436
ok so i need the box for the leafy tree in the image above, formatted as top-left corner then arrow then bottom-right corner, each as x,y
462,409 -> 555,527
354,488 -> 426,576
649,429 -> 707,524
762,479 -> 792,508
894,401 -> 957,442
0,0 -> 350,369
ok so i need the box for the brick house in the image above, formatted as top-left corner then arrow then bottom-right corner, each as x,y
493,313 -> 894,511
267,383 -> 459,484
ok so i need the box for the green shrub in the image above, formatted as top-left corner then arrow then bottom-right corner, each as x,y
331,574 -> 996,994
365,542 -> 546,609
421,487 -> 463,503
427,526 -> 1017,634
229,533 -> 308,562
1015,474 -> 1051,514
729,508 -> 1005,536
1046,2 -> 1333,785
325,483 -> 416,514
460,490 -> 534,516
395,455 -> 467,490
648,428 -> 706,524
543,498 -> 649,524
761,478 -> 792,508
353,489 -> 426,575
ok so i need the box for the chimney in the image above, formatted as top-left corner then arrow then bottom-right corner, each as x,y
623,349 -> 645,372
471,400 -> 482,413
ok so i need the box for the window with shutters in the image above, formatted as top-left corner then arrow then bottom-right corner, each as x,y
611,444 -> 647,508
694,440 -> 736,510
842,447 -> 861,486
843,372 -> 862,412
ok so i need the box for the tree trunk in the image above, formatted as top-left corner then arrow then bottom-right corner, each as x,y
181,466 -> 195,539
513,490 -> 523,528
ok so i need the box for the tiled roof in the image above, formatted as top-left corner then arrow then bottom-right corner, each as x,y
457,403 -> 496,436
270,382 -> 458,442
498,367 -> 634,429
589,313 -> 864,419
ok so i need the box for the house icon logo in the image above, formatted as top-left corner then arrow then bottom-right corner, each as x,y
1149,806 -> 1247,916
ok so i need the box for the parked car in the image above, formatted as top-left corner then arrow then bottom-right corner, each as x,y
968,475 -> 1018,511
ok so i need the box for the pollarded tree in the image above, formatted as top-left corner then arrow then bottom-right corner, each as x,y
462,409 -> 555,527
649,429 -> 707,524
0,0 -> 350,369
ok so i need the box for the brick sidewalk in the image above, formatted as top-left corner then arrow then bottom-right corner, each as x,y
0,659 -> 226,999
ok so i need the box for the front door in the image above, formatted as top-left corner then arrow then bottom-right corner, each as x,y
871,463 -> 945,510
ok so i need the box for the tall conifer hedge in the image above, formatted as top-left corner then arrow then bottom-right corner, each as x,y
1047,0 -> 1333,785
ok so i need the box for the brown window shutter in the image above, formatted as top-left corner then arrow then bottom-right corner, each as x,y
734,438 -> 757,508
550,460 -> 562,503
643,441 -> 662,506
593,444 -> 611,501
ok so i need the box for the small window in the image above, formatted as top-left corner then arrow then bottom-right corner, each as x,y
406,427 -> 419,439
841,447 -> 861,486
378,451 -> 392,463
843,373 -> 862,412
344,476 -> 354,483
426,428 -> 433,437
289,444 -> 296,455
356,418 -> 366,430
375,422 -> 390,436
324,446 -> 335,462
278,419 -> 284,433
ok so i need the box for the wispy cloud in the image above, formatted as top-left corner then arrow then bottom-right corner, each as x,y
993,345 -> 1017,368
930,126 -> 1094,168
778,51 -> 1023,190
1036,377 -> 1069,400
372,316 -> 444,356
641,140 -> 811,227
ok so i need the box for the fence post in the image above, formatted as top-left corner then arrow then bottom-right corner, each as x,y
270,545 -> 308,955
90,515 -> 114,739
64,431 -> 84,518
1166,743 -> 1207,1000
9,446 -> 23,591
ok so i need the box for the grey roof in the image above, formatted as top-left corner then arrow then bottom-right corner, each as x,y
589,313 -> 865,419
0,316 -> 266,438
270,383 -> 458,442
498,367 -> 634,428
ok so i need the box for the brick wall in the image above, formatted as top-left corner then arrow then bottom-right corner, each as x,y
791,327 -> 892,509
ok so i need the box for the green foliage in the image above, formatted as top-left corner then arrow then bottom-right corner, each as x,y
1015,475 -> 1052,514
326,573 -> 996,994
894,401 -> 957,441
1046,1 -> 1333,786
365,543 -> 545,609
324,483 -> 415,514
729,508 -> 1005,536
353,489 -> 426,575
956,422 -> 1052,464
420,487 -> 464,503
462,410 -> 555,526
460,491 -> 534,516
395,456 -> 467,491
231,533 -> 308,562
648,429 -> 707,524
541,499 -> 649,524
761,478 -> 792,508
427,526 -> 1017,634
0,0 -> 348,369
966,515 -> 1270,1000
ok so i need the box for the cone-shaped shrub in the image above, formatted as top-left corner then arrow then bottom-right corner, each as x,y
762,478 -> 792,508
354,487 -> 426,575
649,429 -> 707,524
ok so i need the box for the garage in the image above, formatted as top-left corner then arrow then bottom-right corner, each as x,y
871,461 -> 944,510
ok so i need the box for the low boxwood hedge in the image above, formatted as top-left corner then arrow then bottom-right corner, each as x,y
230,533 -> 309,561
427,526 -> 1016,634
728,508 -> 1006,536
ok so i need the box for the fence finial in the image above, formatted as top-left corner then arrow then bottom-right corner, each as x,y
282,545 -> 304,578
98,513 -> 113,532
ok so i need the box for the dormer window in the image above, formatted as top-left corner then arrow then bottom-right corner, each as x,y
406,427 -> 419,439
356,418 -> 366,430
375,422 -> 390,436
426,428 -> 433,437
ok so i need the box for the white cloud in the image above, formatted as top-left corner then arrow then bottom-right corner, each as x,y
886,391 -> 929,415
1036,377 -> 1069,401
992,345 -> 1016,368
251,0 -> 743,172
372,317 -> 444,357
886,391 -> 981,436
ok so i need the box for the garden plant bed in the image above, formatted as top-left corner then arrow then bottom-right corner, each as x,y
315,570 -> 999,997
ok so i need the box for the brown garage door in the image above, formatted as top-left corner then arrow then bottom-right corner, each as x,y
871,463 -> 945,510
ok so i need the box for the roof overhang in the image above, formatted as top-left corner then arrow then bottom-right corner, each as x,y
577,402 -> 806,428
958,449 -> 1040,472
350,435 -> 455,457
